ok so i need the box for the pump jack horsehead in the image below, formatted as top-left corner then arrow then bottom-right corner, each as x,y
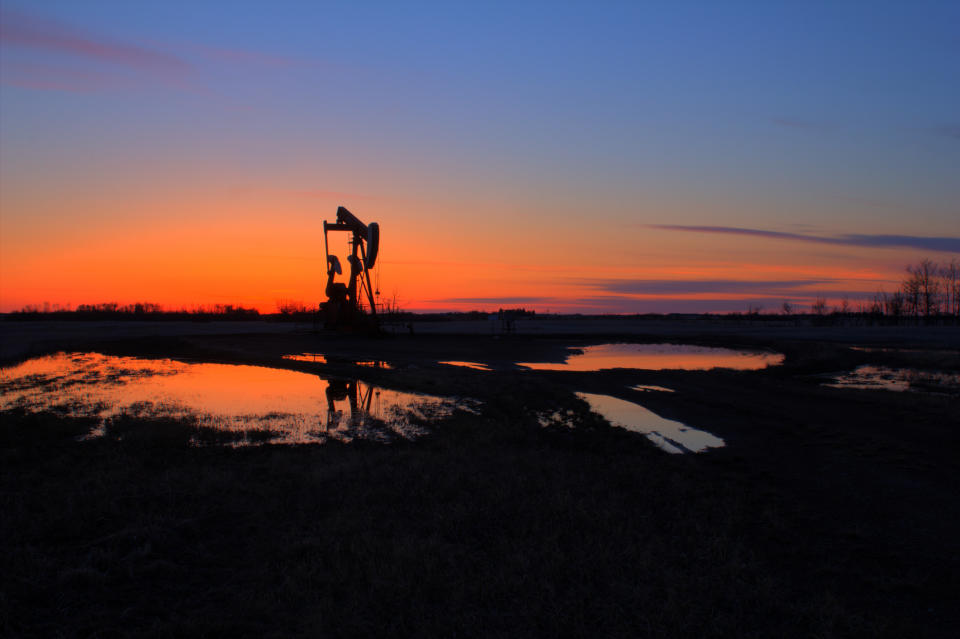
322,206 -> 380,329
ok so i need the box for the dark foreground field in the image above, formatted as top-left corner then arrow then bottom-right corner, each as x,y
2,321 -> 959,637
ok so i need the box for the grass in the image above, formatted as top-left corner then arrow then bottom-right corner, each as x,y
3,405 -> 952,639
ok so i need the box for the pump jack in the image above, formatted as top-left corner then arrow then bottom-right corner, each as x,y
322,206 -> 380,329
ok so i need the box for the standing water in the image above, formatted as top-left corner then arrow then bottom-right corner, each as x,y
576,392 -> 725,454
518,343 -> 782,371
1,352 -> 478,445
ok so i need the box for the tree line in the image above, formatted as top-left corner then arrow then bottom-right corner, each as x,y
807,258 -> 959,321
6,302 -> 260,321
882,258 -> 959,319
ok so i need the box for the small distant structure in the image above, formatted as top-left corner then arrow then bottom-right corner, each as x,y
489,308 -> 531,334
496,308 -> 516,334
321,206 -> 380,330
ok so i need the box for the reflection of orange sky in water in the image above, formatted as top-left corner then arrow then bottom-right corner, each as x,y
439,361 -> 491,370
282,354 -> 392,369
824,366 -> 960,394
576,392 -> 724,454
283,354 -> 328,364
1,353 -> 464,443
519,343 -> 783,371
3,353 -> 325,415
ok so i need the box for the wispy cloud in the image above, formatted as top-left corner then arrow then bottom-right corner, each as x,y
933,124 -> 960,140
566,296 -> 803,314
647,225 -> 960,253
430,297 -> 553,305
227,186 -> 386,203
0,9 -> 189,72
581,279 -> 887,301
0,61 -> 125,93
772,118 -> 827,130
292,189 -> 381,201
585,279 -> 832,295
0,8 -> 322,97
184,44 -> 320,69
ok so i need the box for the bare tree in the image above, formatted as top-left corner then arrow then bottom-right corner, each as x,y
915,259 -> 941,317
941,259 -> 959,318
902,267 -> 922,318
781,300 -> 793,315
276,299 -> 309,315
886,290 -> 905,319
811,295 -> 827,315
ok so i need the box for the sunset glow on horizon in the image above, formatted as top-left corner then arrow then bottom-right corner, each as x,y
2,2 -> 958,315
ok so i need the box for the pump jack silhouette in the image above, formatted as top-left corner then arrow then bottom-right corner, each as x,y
322,206 -> 380,330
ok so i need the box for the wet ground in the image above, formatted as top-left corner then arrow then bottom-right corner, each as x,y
822,365 -> 960,395
2,320 -> 959,637
2,342 -> 782,450
0,352 -> 476,445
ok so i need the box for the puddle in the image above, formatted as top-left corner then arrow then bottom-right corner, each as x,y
283,353 -> 328,363
537,408 -> 577,428
849,346 -> 959,354
355,360 -> 393,369
576,392 -> 724,454
824,366 -> 960,395
1,353 -> 476,445
439,361 -> 491,371
282,353 -> 392,369
630,385 -> 675,393
518,343 -> 782,371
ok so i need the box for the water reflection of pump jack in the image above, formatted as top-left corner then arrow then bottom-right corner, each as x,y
324,379 -> 376,431
322,206 -> 380,330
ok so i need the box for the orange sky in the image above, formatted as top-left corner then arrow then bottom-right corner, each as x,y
0,184 -> 930,314
2,4 -> 957,314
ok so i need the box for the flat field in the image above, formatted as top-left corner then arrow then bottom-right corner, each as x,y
2,318 -> 958,637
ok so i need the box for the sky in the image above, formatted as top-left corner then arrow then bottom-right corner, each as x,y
1,1 -> 958,314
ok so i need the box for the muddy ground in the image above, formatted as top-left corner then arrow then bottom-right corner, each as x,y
2,320 -> 959,637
